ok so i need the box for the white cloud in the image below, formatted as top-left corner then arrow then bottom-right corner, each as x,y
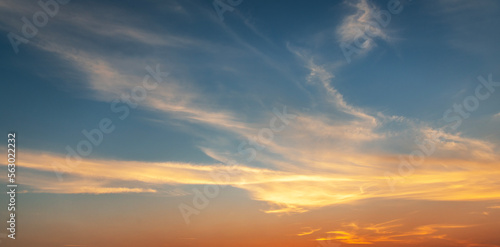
337,0 -> 390,54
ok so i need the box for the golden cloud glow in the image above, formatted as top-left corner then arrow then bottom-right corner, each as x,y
316,221 -> 476,246
4,144 -> 500,215
296,227 -> 321,236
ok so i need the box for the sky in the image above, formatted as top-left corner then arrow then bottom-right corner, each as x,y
1,0 -> 500,246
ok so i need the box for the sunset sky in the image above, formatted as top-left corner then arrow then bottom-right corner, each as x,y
1,0 -> 500,246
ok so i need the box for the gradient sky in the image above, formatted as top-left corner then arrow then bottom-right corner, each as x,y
1,0 -> 500,246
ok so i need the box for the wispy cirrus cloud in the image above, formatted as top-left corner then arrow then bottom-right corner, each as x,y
318,222 -> 475,245
5,138 -> 500,214
296,227 -> 321,236
2,0 -> 499,219
336,0 -> 390,53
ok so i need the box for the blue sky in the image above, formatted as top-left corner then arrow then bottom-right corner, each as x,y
1,0 -> 500,246
0,0 -> 499,193
1,0 -> 499,162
